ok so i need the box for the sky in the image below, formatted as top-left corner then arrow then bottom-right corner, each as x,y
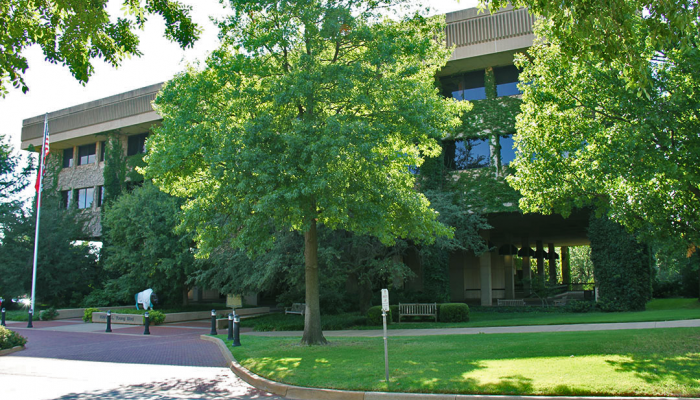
0,0 -> 477,154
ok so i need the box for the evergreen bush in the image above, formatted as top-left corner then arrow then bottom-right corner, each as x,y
39,307 -> 59,321
589,216 -> 652,311
146,310 -> 166,325
565,300 -> 594,313
367,306 -> 392,325
439,303 -> 470,322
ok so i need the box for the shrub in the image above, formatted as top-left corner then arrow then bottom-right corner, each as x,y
83,308 -> 101,322
565,300 -> 594,313
367,306 -> 392,325
589,216 -> 652,312
439,303 -> 470,322
40,307 -> 59,321
145,310 -> 166,325
0,326 -> 27,350
389,305 -> 399,323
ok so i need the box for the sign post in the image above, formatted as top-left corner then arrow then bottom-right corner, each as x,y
381,288 -> 390,383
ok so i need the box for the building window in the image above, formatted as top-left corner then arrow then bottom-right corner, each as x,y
127,133 -> 149,156
63,148 -> 74,168
61,190 -> 73,209
100,141 -> 106,162
444,138 -> 491,170
97,186 -> 104,207
494,65 -> 521,97
78,144 -> 96,165
77,187 -> 94,209
499,135 -> 516,166
441,70 -> 486,101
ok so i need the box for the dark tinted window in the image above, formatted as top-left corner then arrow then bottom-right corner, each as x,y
444,138 -> 491,170
127,133 -> 149,156
500,135 -> 516,166
441,70 -> 486,101
78,144 -> 96,165
63,148 -> 74,168
100,141 -> 106,162
495,65 -> 521,97
61,190 -> 73,209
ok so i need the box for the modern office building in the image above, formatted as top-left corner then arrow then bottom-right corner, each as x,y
21,6 -> 590,305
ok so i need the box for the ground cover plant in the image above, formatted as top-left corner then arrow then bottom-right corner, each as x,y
240,299 -> 700,331
225,327 -> 700,396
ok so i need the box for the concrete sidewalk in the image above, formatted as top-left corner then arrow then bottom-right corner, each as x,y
245,318 -> 700,337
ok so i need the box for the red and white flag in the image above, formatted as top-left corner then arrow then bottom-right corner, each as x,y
34,115 -> 50,193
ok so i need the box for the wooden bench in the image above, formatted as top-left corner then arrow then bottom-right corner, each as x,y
285,303 -> 305,315
398,303 -> 437,322
497,299 -> 526,306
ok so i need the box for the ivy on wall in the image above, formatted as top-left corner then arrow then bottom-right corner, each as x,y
102,133 -> 127,207
437,67 -> 524,214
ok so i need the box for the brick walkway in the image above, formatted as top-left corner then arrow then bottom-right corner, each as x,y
5,319 -> 228,367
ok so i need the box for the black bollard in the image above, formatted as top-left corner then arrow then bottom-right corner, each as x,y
1,308 -> 5,327
27,310 -> 33,328
210,309 -> 217,335
106,310 -> 112,333
232,313 -> 241,347
143,311 -> 151,335
227,313 -> 233,341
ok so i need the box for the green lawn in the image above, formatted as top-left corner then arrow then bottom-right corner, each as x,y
225,327 -> 700,396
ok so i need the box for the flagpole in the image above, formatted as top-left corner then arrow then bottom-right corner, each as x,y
30,114 -> 49,317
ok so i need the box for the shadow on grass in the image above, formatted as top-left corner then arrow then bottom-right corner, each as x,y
606,353 -> 700,390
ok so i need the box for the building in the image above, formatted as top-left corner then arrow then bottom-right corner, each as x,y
20,6 -> 590,306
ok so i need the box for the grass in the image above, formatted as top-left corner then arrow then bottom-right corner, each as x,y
223,327 -> 700,396
240,299 -> 700,331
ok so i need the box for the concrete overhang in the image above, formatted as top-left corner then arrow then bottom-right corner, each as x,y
440,5 -> 534,76
21,83 -> 164,151
487,208 -> 592,248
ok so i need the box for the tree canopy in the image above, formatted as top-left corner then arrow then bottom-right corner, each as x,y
484,0 -> 700,249
144,0 -> 466,344
100,181 -> 198,306
0,0 -> 199,95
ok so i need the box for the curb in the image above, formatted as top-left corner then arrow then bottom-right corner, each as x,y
0,346 -> 25,356
199,335 -> 694,400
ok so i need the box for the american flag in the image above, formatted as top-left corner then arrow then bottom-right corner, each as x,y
34,114 -> 50,193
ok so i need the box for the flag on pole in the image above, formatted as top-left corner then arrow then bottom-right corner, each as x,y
34,115 -> 50,193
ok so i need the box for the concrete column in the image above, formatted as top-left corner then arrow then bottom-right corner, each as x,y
522,237 -> 531,294
561,246 -> 571,290
480,251 -> 493,306
504,255 -> 515,299
548,243 -> 557,284
536,240 -> 545,286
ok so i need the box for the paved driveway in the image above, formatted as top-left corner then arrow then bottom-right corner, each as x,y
1,319 -> 283,400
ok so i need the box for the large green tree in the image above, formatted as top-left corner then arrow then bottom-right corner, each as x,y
100,181 -> 198,306
0,133 -> 33,202
144,0 -> 465,344
0,151 -> 99,307
485,0 -> 700,249
0,0 -> 199,95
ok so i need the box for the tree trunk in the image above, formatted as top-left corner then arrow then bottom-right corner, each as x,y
301,218 -> 327,345
182,286 -> 189,307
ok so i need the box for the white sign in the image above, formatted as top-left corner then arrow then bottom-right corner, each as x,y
381,289 -> 389,312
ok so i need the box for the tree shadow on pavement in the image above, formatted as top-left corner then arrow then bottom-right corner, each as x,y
53,376 -> 282,400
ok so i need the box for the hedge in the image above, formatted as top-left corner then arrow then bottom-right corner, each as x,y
439,303 -> 470,322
